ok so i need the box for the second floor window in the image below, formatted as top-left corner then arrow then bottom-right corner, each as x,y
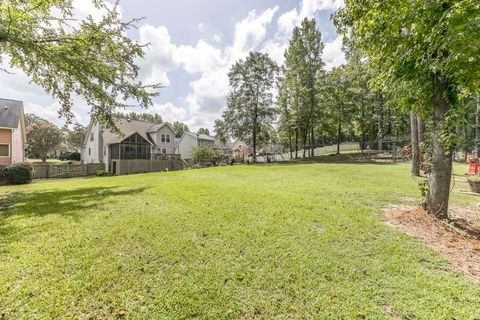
90,132 -> 94,141
161,134 -> 171,143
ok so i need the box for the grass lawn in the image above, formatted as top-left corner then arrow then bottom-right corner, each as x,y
1,163 -> 479,319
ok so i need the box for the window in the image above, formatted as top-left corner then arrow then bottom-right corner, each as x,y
166,134 -> 171,143
90,132 -> 94,141
104,146 -> 106,156
88,148 -> 91,155
161,134 -> 166,143
0,144 -> 9,157
162,148 -> 167,154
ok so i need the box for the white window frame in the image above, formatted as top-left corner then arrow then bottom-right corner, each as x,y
162,148 -> 167,154
0,143 -> 10,157
166,134 -> 171,143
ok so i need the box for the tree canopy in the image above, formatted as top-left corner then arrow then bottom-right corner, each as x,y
0,1 -> 159,128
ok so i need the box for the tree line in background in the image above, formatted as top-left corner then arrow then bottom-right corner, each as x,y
216,2 -> 480,219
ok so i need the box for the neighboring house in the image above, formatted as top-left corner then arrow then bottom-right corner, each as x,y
0,99 -> 26,166
175,132 -> 216,160
230,139 -> 252,159
81,118 -> 176,172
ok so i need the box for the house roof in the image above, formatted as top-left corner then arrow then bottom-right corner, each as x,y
0,99 -> 23,129
175,131 -> 216,147
101,119 -> 175,146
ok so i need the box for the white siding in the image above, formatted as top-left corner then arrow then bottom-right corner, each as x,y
81,122 -> 103,163
153,125 -> 176,154
176,134 -> 197,160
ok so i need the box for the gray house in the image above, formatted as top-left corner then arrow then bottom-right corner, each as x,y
175,132 -> 216,160
82,118 -> 177,172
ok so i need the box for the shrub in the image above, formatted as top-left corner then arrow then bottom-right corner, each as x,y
95,170 -> 112,177
69,152 -> 81,161
7,163 -> 33,184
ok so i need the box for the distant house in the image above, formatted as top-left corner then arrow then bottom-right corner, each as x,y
82,118 -> 176,172
230,139 -> 252,159
0,99 -> 26,166
175,132 -> 216,160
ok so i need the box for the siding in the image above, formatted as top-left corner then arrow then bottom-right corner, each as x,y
176,134 -> 197,160
0,129 -> 12,165
11,120 -> 24,163
153,125 -> 176,154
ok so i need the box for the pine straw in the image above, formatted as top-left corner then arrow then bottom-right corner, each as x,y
383,205 -> 480,280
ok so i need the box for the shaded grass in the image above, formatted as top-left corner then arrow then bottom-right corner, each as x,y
0,163 -> 479,319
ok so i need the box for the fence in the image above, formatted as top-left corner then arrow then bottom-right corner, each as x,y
114,159 -> 184,175
32,163 -> 105,179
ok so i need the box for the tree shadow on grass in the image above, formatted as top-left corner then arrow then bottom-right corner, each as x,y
0,186 -> 147,241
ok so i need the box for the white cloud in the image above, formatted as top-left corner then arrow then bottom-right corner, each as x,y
213,34 -> 222,43
175,40 -> 226,74
150,102 -> 188,123
198,22 -> 205,33
323,36 -> 346,70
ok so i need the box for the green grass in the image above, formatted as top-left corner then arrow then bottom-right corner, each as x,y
1,163 -> 479,319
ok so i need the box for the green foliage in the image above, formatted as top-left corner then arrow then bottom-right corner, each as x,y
6,163 -> 33,184
26,119 -> 64,162
95,170 -> 112,177
197,128 -> 210,136
221,51 -> 278,160
0,1 -> 160,127
173,121 -> 189,138
123,112 -> 163,124
66,123 -> 87,152
192,146 -> 215,161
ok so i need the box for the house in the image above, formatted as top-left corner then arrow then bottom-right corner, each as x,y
82,118 -> 177,172
229,139 -> 252,160
0,99 -> 26,166
175,132 -> 216,160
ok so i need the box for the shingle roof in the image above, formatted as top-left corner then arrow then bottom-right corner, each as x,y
0,99 -> 22,129
102,119 -> 157,145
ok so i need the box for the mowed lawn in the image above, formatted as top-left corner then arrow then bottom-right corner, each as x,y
1,163 -> 480,319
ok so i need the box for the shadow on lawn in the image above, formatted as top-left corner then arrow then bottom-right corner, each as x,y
0,186 -> 147,243
0,186 -> 146,218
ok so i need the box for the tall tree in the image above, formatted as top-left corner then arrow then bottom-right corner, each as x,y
124,112 -> 163,124
476,94 -> 480,158
0,1 -> 159,127
222,51 -> 278,162
335,0 -> 480,218
410,111 -> 421,176
283,18 -> 325,158
197,128 -> 210,136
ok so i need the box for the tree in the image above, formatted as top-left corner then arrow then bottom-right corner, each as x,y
222,51 -> 278,162
283,18 -> 325,158
197,128 -> 210,136
476,94 -> 480,157
26,121 -> 64,162
335,0 -> 480,218
213,119 -> 228,144
410,111 -> 421,176
173,121 -> 189,138
66,123 -> 87,152
124,112 -> 163,124
0,1 -> 159,128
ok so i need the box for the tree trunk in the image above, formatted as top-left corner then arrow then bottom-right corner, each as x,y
295,128 -> 298,159
360,107 -> 366,154
410,110 -> 421,176
417,116 -> 424,162
426,74 -> 452,219
288,129 -> 293,160
41,153 -> 47,163
336,122 -> 342,155
302,129 -> 307,158
475,94 -> 480,158
311,127 -> 315,158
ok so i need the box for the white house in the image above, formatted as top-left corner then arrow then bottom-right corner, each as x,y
82,118 -> 176,172
175,132 -> 216,160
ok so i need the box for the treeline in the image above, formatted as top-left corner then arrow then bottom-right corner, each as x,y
215,18 -> 412,162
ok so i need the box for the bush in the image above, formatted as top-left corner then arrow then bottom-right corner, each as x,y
7,163 -> 33,184
95,170 -> 112,177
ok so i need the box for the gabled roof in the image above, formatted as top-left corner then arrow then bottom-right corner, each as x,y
175,131 -> 216,147
102,119 -> 157,145
0,99 -> 23,129
147,122 -> 175,133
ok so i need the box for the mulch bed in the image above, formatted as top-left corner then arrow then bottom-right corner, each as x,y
383,205 -> 480,280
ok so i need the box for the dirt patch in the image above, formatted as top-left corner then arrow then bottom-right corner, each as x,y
383,204 -> 480,280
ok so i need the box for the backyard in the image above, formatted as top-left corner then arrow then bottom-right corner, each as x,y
1,163 -> 480,319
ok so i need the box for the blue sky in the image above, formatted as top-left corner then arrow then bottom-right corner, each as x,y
0,0 -> 345,131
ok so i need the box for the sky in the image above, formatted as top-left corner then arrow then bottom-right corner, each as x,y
0,0 -> 345,131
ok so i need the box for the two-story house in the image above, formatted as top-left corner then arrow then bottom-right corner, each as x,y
82,118 -> 176,172
175,132 -> 216,160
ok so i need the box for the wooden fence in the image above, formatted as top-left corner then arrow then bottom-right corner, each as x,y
114,159 -> 183,175
33,163 -> 105,179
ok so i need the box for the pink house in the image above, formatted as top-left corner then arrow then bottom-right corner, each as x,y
0,99 -> 26,166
